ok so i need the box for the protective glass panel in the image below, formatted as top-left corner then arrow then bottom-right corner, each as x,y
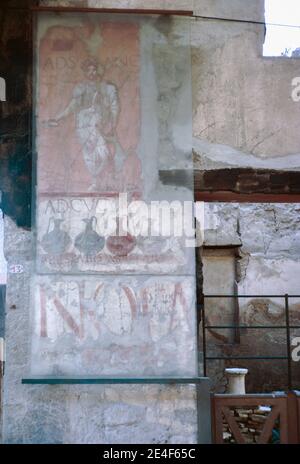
31,11 -> 195,377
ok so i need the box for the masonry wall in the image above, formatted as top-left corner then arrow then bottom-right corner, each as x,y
2,0 -> 300,444
191,0 -> 300,393
2,0 -> 199,444
192,0 -> 300,166
203,202 -> 300,392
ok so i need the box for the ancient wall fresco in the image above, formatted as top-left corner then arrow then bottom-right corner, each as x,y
31,275 -> 196,376
31,12 -> 195,377
34,13 -> 193,274
37,17 -> 141,195
36,196 -> 190,274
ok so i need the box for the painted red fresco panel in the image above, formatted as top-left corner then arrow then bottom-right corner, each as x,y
37,18 -> 141,194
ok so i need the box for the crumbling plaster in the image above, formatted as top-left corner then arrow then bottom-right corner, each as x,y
3,214 -> 200,444
203,202 -> 300,392
42,0 -> 296,169
2,0 -> 300,443
2,2 -> 201,444
204,202 -> 300,298
192,0 -> 300,166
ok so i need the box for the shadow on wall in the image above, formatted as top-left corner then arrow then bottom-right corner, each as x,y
0,2 -> 35,229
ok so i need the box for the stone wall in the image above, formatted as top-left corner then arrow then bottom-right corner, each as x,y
2,0 -> 300,226
203,202 -> 300,392
0,213 -> 7,285
2,2 -> 200,444
222,405 -> 277,444
192,0 -> 300,165
2,0 -> 300,444
192,0 -> 300,393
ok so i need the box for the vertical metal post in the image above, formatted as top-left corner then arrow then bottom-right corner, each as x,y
197,379 -> 212,444
233,282 -> 240,344
202,302 -> 207,377
285,294 -> 292,391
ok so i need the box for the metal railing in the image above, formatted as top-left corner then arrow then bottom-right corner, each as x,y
201,294 -> 300,390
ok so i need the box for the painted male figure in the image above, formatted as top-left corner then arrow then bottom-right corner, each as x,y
49,57 -> 120,191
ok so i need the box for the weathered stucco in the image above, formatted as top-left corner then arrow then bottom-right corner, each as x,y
3,214 -> 200,444
2,0 -> 300,444
192,0 -> 300,165
0,213 -> 6,285
2,3 -> 200,444
203,202 -> 300,392
2,0 -> 300,225
192,0 -> 300,395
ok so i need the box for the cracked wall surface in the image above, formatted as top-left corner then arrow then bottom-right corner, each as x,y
2,3 -> 201,445
2,0 -> 300,444
2,0 -> 300,226
203,202 -> 300,392
3,214 -> 197,444
192,0 -> 300,167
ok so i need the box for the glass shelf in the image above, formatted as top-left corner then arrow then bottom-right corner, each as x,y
22,376 -> 209,385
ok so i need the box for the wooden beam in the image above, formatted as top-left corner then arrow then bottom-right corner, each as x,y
195,191 -> 300,203
30,6 -> 194,16
194,168 -> 300,203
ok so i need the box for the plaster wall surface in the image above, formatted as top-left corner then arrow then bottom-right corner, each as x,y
202,248 -> 237,346
41,0 -> 300,165
0,212 -> 6,345
2,4 -> 199,444
192,0 -> 300,167
193,0 -> 265,22
3,215 -> 200,444
3,0 -> 300,444
203,202 -> 300,392
0,213 -> 6,285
